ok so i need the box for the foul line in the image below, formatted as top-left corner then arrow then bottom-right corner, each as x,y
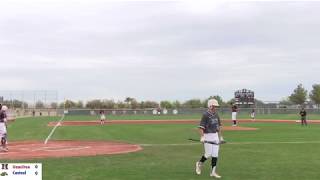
140,141 -> 320,147
140,143 -> 199,147
44,115 -> 65,144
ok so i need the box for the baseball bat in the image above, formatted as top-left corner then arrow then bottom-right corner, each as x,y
188,138 -> 225,145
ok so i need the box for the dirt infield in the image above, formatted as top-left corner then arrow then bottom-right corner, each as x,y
0,140 -> 142,160
48,120 -> 200,126
48,120 -> 258,131
48,119 -> 320,127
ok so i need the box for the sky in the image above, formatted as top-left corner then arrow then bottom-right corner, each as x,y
0,0 -> 319,103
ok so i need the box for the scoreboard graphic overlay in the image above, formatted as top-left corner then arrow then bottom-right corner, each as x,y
0,163 -> 42,180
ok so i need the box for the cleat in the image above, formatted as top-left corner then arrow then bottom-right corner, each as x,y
210,172 -> 221,178
195,161 -> 202,175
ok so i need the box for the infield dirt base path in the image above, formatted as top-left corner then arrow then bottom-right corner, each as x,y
48,119 -> 320,127
48,120 -> 258,131
0,140 -> 142,160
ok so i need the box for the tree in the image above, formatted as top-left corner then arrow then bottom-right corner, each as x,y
59,102 -> 65,108
226,99 -> 236,106
289,84 -> 308,105
124,97 -> 135,108
139,101 -> 146,109
183,99 -> 202,108
2,100 -> 28,108
116,101 -> 126,109
76,101 -> 84,108
86,99 -> 102,109
130,99 -> 139,109
160,100 -> 173,109
101,99 -> 115,109
50,102 -> 58,108
172,100 -> 181,109
310,84 -> 320,108
64,100 -> 77,109
279,97 -> 294,106
144,101 -> 159,108
22,102 -> 29,109
35,101 -> 45,108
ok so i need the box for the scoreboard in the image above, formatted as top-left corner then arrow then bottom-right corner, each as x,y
0,163 -> 42,180
234,89 -> 254,105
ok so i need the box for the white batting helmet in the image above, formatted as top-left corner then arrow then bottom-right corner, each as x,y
207,99 -> 219,107
1,105 -> 8,111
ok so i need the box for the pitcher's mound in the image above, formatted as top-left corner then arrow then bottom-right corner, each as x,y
0,140 -> 142,160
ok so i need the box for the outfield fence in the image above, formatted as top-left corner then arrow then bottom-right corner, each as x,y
9,107 -> 320,118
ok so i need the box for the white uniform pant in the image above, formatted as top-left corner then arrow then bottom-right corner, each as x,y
203,133 -> 220,158
0,123 -> 7,138
232,112 -> 237,120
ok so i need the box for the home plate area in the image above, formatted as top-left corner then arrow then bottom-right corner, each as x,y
0,140 -> 142,160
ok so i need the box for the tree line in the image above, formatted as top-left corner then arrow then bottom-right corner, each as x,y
63,96 -> 228,109
2,83 -> 319,109
1,95 -> 231,109
281,83 -> 320,107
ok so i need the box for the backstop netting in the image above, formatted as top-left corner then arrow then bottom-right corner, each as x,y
0,90 -> 59,118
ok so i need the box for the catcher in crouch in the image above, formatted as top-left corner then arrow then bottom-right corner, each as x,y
195,99 -> 224,178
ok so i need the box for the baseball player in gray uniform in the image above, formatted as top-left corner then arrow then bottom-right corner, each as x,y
195,99 -> 223,178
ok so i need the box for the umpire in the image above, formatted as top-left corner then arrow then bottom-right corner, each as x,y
195,99 -> 223,178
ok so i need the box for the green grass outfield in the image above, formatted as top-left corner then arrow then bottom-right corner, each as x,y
5,114 -> 320,180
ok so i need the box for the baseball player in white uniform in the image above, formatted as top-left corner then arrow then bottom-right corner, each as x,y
231,104 -> 238,126
250,108 -> 255,121
195,99 -> 223,178
0,105 -> 9,152
100,110 -> 106,125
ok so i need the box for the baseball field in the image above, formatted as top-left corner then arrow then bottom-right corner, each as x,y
3,113 -> 320,180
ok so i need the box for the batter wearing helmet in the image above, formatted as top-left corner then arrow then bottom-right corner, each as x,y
0,105 -> 8,152
195,99 -> 223,178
